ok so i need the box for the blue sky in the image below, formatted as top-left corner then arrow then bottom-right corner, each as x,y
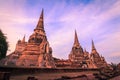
0,0 -> 120,63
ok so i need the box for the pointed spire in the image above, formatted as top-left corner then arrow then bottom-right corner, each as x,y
22,35 -> 25,43
35,9 -> 44,31
74,30 -> 80,47
92,40 -> 96,51
84,48 -> 87,53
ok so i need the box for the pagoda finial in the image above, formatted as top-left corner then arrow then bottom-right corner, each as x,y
92,40 -> 96,51
22,35 -> 25,43
84,48 -> 87,52
35,9 -> 44,31
74,30 -> 80,47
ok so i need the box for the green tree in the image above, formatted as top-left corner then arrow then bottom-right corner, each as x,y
111,63 -> 117,71
0,29 -> 8,60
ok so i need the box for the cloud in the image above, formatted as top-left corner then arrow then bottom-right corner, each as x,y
107,55 -> 120,64
0,0 -> 120,63
46,0 -> 120,63
0,0 -> 36,54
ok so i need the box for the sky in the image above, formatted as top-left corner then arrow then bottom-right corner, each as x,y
0,0 -> 120,64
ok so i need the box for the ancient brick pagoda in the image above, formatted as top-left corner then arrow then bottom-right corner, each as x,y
68,30 -> 97,68
0,10 -> 108,68
54,30 -> 107,68
68,31 -> 107,68
1,10 -> 55,68
90,40 -> 108,68
16,10 -> 55,68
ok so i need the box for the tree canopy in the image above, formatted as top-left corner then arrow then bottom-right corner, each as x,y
0,29 -> 8,60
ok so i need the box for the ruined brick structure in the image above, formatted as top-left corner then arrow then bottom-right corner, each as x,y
68,30 -> 107,68
0,9 -> 108,68
90,40 -> 107,68
68,31 -> 97,68
1,10 -> 55,68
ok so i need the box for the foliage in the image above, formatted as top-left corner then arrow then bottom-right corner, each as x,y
0,29 -> 8,60
110,63 -> 118,71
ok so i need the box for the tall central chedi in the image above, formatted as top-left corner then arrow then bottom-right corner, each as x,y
16,10 -> 55,68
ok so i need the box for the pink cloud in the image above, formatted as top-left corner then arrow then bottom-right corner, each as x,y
0,0 -> 120,63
